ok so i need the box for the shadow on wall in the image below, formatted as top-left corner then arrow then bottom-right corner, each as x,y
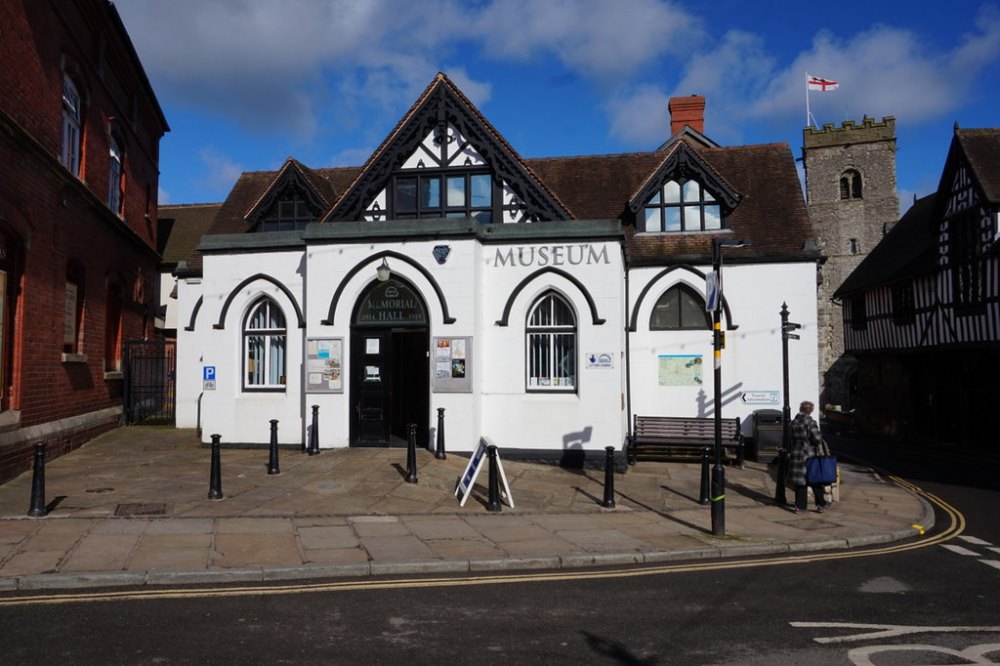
561,426 -> 593,469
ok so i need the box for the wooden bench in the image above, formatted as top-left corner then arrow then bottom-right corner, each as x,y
629,415 -> 744,466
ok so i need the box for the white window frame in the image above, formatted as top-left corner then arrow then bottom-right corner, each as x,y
243,298 -> 287,390
526,291 -> 576,392
642,178 -> 722,233
108,136 -> 123,215
61,75 -> 82,176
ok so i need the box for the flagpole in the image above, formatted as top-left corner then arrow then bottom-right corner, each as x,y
805,71 -> 811,127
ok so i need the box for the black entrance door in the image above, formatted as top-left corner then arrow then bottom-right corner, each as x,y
349,278 -> 429,448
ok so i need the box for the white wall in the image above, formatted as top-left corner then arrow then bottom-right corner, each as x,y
628,261 -> 819,435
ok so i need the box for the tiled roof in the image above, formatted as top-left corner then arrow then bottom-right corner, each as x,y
833,194 -> 939,298
957,128 -> 1000,202
158,203 -> 221,267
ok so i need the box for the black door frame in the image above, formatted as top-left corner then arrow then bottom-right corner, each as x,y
348,278 -> 430,448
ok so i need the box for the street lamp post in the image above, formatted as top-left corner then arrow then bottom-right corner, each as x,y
710,238 -> 749,537
779,303 -> 801,452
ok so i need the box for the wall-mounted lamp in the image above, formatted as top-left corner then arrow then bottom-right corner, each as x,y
376,258 -> 391,282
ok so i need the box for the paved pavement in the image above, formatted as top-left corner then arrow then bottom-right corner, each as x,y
0,427 -> 932,591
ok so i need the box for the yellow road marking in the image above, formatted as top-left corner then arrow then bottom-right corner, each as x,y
0,474 -> 965,607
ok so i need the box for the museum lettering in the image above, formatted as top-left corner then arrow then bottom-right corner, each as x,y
494,244 -> 610,268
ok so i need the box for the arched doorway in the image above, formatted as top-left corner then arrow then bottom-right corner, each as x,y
350,277 -> 429,447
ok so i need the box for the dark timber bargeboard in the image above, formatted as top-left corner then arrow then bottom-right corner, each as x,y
630,415 -> 744,465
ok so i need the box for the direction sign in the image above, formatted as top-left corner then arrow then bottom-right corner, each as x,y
705,271 -> 720,312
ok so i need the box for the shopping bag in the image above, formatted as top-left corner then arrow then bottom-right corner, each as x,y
806,455 -> 837,485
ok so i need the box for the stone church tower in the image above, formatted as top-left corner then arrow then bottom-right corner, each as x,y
802,117 -> 899,410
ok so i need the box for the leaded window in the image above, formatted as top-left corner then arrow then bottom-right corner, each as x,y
526,292 -> 576,391
392,172 -> 493,223
891,281 -> 915,325
61,75 -> 82,176
642,178 -> 721,232
650,285 -> 711,330
243,298 -> 286,389
950,210 -> 985,309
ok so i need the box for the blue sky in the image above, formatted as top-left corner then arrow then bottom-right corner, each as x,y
115,0 -> 1000,214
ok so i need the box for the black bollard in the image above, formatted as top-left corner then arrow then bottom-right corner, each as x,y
268,419 -> 280,475
699,447 -> 710,505
435,408 -> 447,460
774,447 -> 788,505
208,434 -> 224,500
307,404 -> 320,455
405,423 -> 418,483
486,445 -> 501,512
601,446 -> 616,508
27,443 -> 48,517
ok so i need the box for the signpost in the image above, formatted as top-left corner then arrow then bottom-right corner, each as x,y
203,366 -> 216,391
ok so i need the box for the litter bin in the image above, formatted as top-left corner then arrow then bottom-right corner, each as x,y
750,409 -> 783,461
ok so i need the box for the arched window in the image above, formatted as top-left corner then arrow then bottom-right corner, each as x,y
642,178 -> 722,232
61,74 -> 82,177
243,297 -> 286,389
840,169 -> 863,200
526,291 -> 576,391
650,285 -> 711,330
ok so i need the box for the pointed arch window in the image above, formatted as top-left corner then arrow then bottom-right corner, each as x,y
108,136 -> 124,216
840,169 -> 863,199
526,292 -> 576,391
243,298 -> 286,389
650,285 -> 711,330
642,178 -> 722,232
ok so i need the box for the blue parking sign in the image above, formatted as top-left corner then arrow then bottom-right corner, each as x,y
203,366 -> 216,381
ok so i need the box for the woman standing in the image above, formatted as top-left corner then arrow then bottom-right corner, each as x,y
787,400 -> 829,513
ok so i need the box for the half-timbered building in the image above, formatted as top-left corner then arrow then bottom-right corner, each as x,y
833,127 -> 1000,448
174,74 -> 820,462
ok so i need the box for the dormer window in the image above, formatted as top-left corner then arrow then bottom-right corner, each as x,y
256,191 -> 316,232
642,178 -> 722,233
840,169 -> 863,199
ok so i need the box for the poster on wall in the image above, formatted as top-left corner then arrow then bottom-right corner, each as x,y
432,336 -> 472,393
305,338 -> 344,393
658,354 -> 703,387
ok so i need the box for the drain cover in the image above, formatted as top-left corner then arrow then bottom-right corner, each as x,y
115,503 -> 167,517
85,487 -> 115,494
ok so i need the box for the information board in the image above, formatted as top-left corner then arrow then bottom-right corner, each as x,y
432,336 -> 472,393
305,337 -> 344,393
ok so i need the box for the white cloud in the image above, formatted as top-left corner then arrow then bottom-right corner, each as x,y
471,0 -> 701,84
198,147 -> 244,194
115,0 -> 698,140
607,85 -> 671,145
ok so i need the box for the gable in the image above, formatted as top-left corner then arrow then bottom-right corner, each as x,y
628,141 -> 741,216
245,160 -> 329,232
323,73 -> 572,224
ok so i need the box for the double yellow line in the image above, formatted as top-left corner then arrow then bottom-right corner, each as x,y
0,474 -> 963,607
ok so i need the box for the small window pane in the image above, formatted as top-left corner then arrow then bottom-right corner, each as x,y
704,190 -> 715,202
683,205 -> 701,230
663,180 -> 681,203
704,205 -> 721,230
650,290 -> 680,329
665,207 -> 681,232
644,207 -> 660,232
682,180 -> 700,202
420,177 -> 440,208
473,211 -> 492,224
470,174 -> 491,207
679,290 -> 709,327
447,176 -> 465,207
396,178 -> 416,211
648,191 -> 662,205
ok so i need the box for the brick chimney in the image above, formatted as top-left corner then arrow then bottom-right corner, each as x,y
669,95 -> 706,135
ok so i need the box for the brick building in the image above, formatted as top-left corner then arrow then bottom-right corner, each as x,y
0,0 -> 168,481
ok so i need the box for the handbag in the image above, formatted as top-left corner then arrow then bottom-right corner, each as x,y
806,439 -> 837,485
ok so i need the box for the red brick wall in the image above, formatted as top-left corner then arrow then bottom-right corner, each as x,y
0,0 -> 168,484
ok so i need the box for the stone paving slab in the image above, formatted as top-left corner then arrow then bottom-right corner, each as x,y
0,427 -> 934,591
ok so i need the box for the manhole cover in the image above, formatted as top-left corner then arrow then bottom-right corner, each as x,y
115,503 -> 167,517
